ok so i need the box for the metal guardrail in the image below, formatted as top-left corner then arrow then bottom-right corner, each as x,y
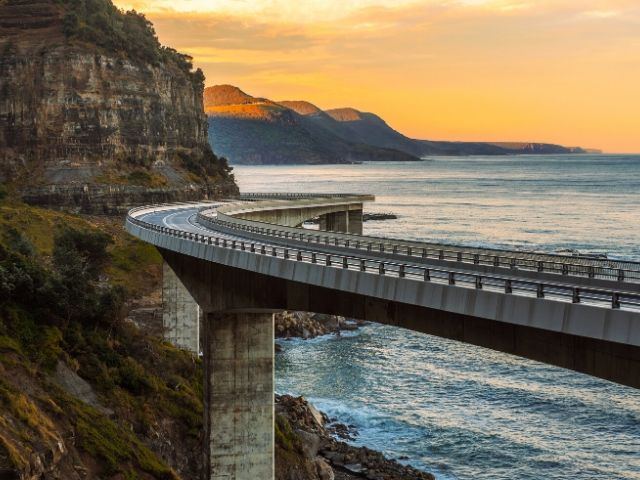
201,210 -> 640,285
127,211 -> 640,312
239,193 -> 365,200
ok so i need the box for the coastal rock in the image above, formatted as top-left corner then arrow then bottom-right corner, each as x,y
274,311 -> 351,340
0,0 -> 238,212
276,394 -> 436,480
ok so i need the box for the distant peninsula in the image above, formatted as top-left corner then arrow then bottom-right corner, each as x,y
205,85 -> 597,165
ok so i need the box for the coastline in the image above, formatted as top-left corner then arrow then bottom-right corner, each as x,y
275,312 -> 435,480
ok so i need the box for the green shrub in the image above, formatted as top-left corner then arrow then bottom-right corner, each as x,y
126,170 -> 152,185
59,0 -> 195,75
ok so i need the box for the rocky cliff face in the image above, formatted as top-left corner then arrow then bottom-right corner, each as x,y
0,0 -> 237,212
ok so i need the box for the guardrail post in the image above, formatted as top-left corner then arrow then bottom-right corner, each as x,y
457,252 -> 462,262
505,279 -> 512,294
393,245 -> 398,254
355,241 -> 360,249
326,255 -> 332,266
325,237 -> 329,245
367,243 -> 372,252
562,264 -> 568,275
407,247 -> 412,256
334,238 -> 339,246
271,247 -> 277,256
379,263 -> 385,275
537,284 -> 544,298
510,258 -> 516,269
261,245 -> 266,255
473,254 -> 479,265
618,269 -> 625,282
538,261 -> 544,272
232,240 -> 236,249
493,256 -> 499,267
439,250 -> 444,260
379,243 -> 385,252
343,257 -> 348,269
360,259 -> 366,272
475,276 -> 482,289
345,240 -> 350,248
215,237 -> 220,246
312,253 -> 317,263
284,249 -> 289,259
424,269 -> 430,281
240,242 -> 245,251
297,251 -> 302,261
222,239 -> 227,248
399,265 -> 405,278
588,266 -> 595,278
448,272 -> 455,285
208,237 -> 213,245
422,248 -> 427,258
250,243 -> 255,253
572,288 -> 581,303
612,292 -> 621,309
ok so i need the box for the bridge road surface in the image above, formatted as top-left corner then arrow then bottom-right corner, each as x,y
137,204 -> 640,314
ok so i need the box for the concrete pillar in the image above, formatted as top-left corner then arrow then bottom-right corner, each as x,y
348,209 -> 363,235
318,213 -> 331,231
203,311 -> 274,480
162,261 -> 200,354
319,211 -> 350,232
332,211 -> 348,232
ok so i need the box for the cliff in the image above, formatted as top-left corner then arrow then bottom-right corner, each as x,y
0,0 -> 238,213
205,85 -> 421,164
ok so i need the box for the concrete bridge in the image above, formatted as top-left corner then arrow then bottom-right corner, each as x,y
125,193 -> 640,480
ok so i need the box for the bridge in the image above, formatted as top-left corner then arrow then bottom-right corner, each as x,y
125,193 -> 640,480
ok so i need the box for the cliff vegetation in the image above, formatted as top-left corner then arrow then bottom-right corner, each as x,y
0,197 -> 205,478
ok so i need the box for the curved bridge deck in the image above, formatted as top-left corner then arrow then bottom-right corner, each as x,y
126,193 -> 640,480
128,194 -> 640,382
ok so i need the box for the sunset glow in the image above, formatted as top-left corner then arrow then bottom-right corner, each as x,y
114,0 -> 640,153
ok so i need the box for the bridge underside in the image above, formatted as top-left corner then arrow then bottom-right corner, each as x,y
233,203 -> 364,234
160,242 -> 640,480
163,248 -> 640,389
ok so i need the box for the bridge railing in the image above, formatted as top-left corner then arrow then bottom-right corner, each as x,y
199,209 -> 640,285
126,212 -> 640,312
239,193 -> 366,200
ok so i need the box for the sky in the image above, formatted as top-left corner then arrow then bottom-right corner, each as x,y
113,0 -> 640,153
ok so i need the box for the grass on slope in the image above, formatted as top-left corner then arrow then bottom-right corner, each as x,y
0,197 -> 202,478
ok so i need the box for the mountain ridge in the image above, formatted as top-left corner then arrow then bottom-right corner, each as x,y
205,84 -> 596,164
206,85 -> 420,164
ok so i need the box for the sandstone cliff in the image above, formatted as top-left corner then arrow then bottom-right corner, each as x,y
0,0 -> 238,213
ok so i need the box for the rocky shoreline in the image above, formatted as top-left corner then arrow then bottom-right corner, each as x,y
276,394 -> 434,480
275,311 -> 362,340
303,212 -> 398,225
275,312 -> 434,480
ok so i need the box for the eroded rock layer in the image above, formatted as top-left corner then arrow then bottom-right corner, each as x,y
0,0 -> 237,212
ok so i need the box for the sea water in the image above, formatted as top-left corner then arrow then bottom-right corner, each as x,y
233,155 -> 640,480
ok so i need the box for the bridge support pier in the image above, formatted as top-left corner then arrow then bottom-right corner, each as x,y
162,261 -> 200,354
348,209 -> 363,235
203,310 -> 274,480
319,208 -> 362,234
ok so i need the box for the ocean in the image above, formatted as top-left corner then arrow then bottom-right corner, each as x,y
233,155 -> 640,480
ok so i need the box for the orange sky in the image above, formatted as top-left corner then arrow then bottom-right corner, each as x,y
114,0 -> 640,153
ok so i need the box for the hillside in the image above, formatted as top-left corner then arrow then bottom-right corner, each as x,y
0,0 -> 238,213
206,86 -> 420,164
207,84 -> 591,163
